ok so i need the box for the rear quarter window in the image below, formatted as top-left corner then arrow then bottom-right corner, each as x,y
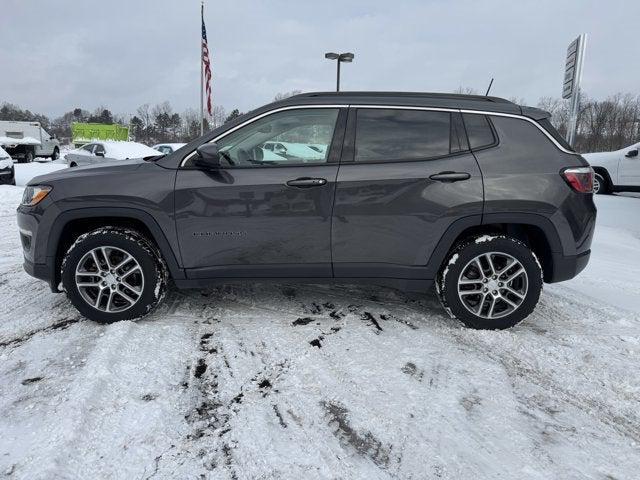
462,114 -> 496,150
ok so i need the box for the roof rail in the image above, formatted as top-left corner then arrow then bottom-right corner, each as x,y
291,91 -> 514,104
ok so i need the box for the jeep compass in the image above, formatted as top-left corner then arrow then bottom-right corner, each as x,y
17,92 -> 596,329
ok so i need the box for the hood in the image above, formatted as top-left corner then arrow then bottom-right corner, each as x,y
29,159 -> 145,185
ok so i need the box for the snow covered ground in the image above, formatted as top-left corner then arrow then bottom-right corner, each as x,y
0,185 -> 638,479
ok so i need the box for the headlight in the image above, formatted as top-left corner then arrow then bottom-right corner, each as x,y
21,185 -> 52,206
0,158 -> 12,169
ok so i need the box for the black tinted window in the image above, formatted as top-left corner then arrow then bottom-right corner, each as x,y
355,109 -> 451,162
463,114 -> 496,149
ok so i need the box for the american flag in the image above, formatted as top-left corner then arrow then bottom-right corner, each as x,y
201,3 -> 212,116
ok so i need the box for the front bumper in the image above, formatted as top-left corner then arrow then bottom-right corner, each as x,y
17,202 -> 61,292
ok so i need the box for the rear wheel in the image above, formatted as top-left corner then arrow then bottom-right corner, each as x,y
23,150 -> 34,163
51,147 -> 60,160
436,235 -> 543,329
61,228 -> 168,323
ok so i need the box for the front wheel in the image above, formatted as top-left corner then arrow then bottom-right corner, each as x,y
61,228 -> 168,323
436,235 -> 543,330
593,173 -> 610,195
51,147 -> 60,160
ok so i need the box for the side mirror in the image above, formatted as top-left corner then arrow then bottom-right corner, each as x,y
96,151 -> 105,157
195,142 -> 221,168
625,149 -> 639,158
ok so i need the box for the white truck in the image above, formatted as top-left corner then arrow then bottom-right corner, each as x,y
583,141 -> 640,194
0,121 -> 61,163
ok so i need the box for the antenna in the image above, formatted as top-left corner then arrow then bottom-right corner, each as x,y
485,78 -> 494,96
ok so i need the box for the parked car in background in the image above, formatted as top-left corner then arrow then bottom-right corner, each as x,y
583,142 -> 640,194
0,121 -> 60,163
262,141 -> 325,162
152,143 -> 187,155
18,92 -> 595,330
0,146 -> 15,185
65,141 -> 161,167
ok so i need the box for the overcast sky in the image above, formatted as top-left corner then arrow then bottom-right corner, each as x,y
1,0 -> 637,119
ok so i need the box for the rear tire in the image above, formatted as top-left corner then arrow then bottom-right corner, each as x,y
61,228 -> 168,323
51,147 -> 60,160
23,150 -> 34,163
593,173 -> 610,194
436,235 -> 543,330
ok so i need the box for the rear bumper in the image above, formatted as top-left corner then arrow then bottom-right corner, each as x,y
548,249 -> 590,283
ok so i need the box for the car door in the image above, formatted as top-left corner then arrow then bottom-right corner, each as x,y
93,143 -> 109,164
618,143 -> 640,186
332,107 -> 483,279
174,106 -> 347,278
72,143 -> 96,165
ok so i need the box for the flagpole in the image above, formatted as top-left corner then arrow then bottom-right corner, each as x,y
200,0 -> 204,135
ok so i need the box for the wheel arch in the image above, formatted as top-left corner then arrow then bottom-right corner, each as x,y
592,166 -> 614,189
426,213 -> 564,283
48,207 -> 184,291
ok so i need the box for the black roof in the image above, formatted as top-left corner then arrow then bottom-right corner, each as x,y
277,91 -> 524,115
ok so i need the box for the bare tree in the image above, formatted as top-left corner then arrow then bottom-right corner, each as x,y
274,90 -> 302,101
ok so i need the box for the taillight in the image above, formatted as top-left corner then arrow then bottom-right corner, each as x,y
561,167 -> 594,193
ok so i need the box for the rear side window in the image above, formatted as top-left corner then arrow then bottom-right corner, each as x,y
462,114 -> 496,150
355,109 -> 454,162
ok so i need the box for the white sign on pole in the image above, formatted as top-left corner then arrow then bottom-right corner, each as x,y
563,34 -> 587,146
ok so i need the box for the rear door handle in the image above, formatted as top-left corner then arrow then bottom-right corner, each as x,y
286,177 -> 327,188
429,171 -> 471,182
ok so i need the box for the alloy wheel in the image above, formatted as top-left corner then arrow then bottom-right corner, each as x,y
457,251 -> 528,319
74,246 -> 144,312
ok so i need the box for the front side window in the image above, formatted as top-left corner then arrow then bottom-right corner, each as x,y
193,108 -> 339,167
94,144 -> 106,156
355,109 -> 453,162
81,144 -> 95,153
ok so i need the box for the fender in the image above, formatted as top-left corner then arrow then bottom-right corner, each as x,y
47,207 -> 185,281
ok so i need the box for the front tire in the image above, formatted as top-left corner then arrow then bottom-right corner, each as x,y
61,228 -> 168,323
51,147 -> 60,161
593,173 -> 610,195
436,235 -> 543,330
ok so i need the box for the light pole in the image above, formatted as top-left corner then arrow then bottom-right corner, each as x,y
324,52 -> 354,92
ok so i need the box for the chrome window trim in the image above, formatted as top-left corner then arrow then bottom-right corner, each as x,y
351,105 -> 577,155
180,103 -> 577,167
179,104 -> 348,166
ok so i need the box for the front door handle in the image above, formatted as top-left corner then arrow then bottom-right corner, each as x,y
429,171 -> 471,182
286,177 -> 327,188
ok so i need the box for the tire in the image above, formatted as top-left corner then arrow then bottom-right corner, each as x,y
69,162 -> 77,168
23,150 -> 34,163
436,235 -> 543,330
51,147 -> 60,161
61,227 -> 168,323
593,173 -> 610,195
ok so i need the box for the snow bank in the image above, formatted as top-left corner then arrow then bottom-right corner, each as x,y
14,162 -> 67,186
103,141 -> 160,159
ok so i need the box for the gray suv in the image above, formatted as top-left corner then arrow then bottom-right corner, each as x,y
17,92 -> 596,329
